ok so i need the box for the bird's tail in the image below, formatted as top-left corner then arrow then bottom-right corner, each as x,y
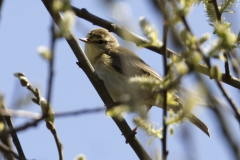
187,113 -> 210,137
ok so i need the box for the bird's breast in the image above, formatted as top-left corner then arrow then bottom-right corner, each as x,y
92,54 -> 133,102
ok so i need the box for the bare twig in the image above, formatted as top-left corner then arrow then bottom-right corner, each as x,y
154,0 -> 169,159
216,81 -> 240,122
194,73 -> 240,159
0,117 -> 14,160
211,0 -> 221,20
0,118 -> 44,138
71,6 -> 240,89
224,52 -> 231,78
205,91 -> 240,160
47,21 -> 55,113
0,0 -> 3,24
180,16 -> 211,68
0,109 -> 42,119
0,142 -> 20,159
47,122 -> 63,160
207,2 -> 236,115
46,14 -> 64,160
0,94 -> 26,160
42,1 -> 151,159
211,0 -> 231,78
0,107 -> 105,119
152,0 -> 170,158
162,16 -> 169,160
55,107 -> 105,117
0,107 -> 105,143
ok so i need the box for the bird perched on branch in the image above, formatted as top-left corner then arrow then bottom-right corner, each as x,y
80,28 -> 210,137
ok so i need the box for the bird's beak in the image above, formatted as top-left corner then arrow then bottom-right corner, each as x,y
80,38 -> 89,43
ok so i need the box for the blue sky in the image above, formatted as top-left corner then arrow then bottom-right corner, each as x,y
0,0 -> 240,160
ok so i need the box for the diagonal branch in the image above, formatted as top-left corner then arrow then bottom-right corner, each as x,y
0,142 -> 20,159
211,0 -> 231,78
216,81 -> 240,122
208,0 -> 239,121
0,94 -> 26,160
42,1 -> 152,160
180,15 -> 211,68
71,6 -> 240,89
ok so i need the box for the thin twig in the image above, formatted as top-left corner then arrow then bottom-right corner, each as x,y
71,6 -> 240,89
191,73 -> 240,159
0,107 -> 105,142
152,0 -> 169,158
47,122 -> 63,160
170,0 -> 211,68
0,142 -> 20,159
0,118 -> 44,138
46,19 -> 55,118
224,52 -> 231,78
211,0 -> 221,20
180,16 -> 211,68
45,12 -> 64,160
0,95 -> 26,159
12,73 -> 63,160
216,81 -> 240,122
0,107 -> 105,119
209,102 -> 240,160
160,1 -> 169,159
0,0 -> 3,24
162,18 -> 169,160
0,117 -> 14,160
42,1 -> 152,159
211,0 -> 231,78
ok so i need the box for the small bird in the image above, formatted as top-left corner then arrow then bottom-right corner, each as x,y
80,28 -> 210,137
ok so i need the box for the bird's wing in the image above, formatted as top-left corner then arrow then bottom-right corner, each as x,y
107,46 -> 162,80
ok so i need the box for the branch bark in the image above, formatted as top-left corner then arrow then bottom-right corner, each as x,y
42,1 -> 152,160
71,6 -> 240,89
0,94 -> 26,160
216,81 -> 240,122
0,142 -> 20,159
211,0 -> 231,79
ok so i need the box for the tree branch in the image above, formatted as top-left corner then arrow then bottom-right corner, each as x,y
0,142 -> 20,159
47,122 -> 63,160
162,14 -> 169,160
71,6 -> 240,89
208,0 -> 239,122
211,0 -> 231,78
42,1 -> 152,160
153,0 -> 170,158
180,15 -> 211,68
0,118 -> 44,138
216,81 -> 240,122
211,0 -> 221,20
0,107 -> 105,119
0,94 -> 26,160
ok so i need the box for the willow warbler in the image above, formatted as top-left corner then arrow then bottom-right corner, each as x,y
80,28 -> 210,137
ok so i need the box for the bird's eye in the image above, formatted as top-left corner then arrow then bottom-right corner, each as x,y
98,40 -> 104,44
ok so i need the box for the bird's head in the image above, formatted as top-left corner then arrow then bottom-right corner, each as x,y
80,28 -> 119,62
